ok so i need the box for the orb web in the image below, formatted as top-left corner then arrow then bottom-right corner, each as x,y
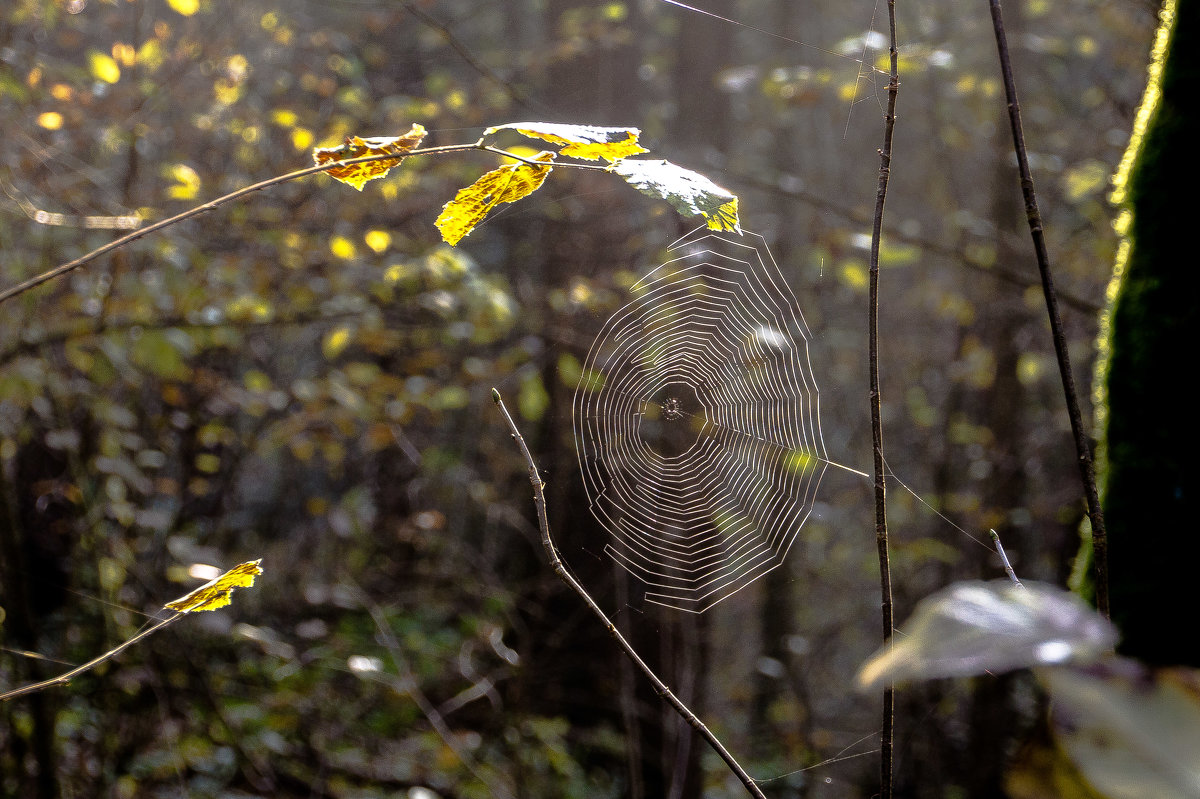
572,228 -> 829,612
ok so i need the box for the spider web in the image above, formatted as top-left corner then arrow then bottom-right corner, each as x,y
572,227 -> 829,612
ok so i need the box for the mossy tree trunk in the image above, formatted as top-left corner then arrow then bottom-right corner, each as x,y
1099,0 -> 1199,666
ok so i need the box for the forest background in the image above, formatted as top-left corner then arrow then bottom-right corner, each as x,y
0,0 -> 1158,796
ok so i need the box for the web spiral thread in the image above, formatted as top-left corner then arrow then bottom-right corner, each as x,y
572,228 -> 829,612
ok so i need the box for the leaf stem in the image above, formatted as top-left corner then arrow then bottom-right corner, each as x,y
491,388 -> 767,799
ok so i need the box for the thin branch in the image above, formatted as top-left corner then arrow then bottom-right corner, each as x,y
986,0 -> 1109,617
989,530 -> 1024,588
0,143 -> 474,307
0,613 -> 181,702
867,0 -> 901,794
490,389 -> 767,799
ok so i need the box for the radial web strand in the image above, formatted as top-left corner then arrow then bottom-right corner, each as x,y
572,228 -> 829,612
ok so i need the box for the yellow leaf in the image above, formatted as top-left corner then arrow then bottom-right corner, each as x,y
363,229 -> 391,253
313,124 -> 426,191
329,235 -> 356,259
167,0 -> 200,15
166,163 -> 201,200
322,326 -> 352,359
88,51 -> 121,84
291,128 -> 313,151
165,559 -> 262,613
37,112 -> 63,130
435,151 -> 556,246
485,122 -> 647,162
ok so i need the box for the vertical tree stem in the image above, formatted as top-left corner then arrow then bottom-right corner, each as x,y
491,389 -> 767,799
986,0 -> 1109,617
868,0 -> 901,795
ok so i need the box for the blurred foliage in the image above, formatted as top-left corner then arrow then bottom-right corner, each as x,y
0,0 -> 1155,796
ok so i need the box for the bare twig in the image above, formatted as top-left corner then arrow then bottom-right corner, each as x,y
0,613 -> 181,702
867,0 -> 901,795
989,530 -> 1025,588
491,388 -> 767,799
986,0 -> 1108,617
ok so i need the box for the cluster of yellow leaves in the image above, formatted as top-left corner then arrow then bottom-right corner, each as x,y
315,121 -> 741,246
165,559 -> 263,613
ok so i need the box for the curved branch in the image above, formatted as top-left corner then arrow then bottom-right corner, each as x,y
491,389 -> 767,799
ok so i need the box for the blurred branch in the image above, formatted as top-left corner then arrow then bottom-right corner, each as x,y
490,388 -> 768,799
986,0 -> 1109,617
0,177 -> 142,230
736,172 -> 1101,314
398,2 -> 540,113
350,583 -> 518,799
0,308 -> 366,368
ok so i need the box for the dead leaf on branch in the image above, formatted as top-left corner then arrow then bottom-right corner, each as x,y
313,123 -> 426,190
485,122 -> 648,162
165,559 -> 263,613
436,150 -> 557,245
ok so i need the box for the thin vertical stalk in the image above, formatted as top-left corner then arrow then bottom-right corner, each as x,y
868,0 -> 901,794
491,389 -> 767,799
986,0 -> 1109,617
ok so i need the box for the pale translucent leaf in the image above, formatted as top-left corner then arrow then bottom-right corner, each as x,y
1042,660 -> 1200,799
611,159 -> 741,232
856,580 -> 1116,691
485,122 -> 647,162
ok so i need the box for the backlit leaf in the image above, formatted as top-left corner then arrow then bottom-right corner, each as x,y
485,122 -> 648,162
166,163 -> 201,201
88,51 -> 121,84
611,159 -> 741,232
165,559 -> 263,613
313,123 -> 426,191
856,580 -> 1116,691
436,151 -> 556,245
322,326 -> 352,359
